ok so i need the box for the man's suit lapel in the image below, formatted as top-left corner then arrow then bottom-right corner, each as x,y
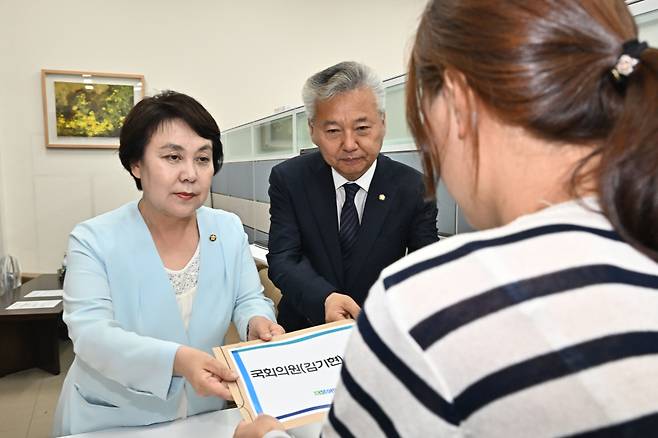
347,155 -> 396,283
304,154 -> 344,286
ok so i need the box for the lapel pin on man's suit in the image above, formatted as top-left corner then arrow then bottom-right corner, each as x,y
209,233 -> 217,241
378,194 -> 386,201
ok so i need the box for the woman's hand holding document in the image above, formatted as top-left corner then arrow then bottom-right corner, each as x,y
214,320 -> 354,430
247,316 -> 286,341
174,345 -> 238,399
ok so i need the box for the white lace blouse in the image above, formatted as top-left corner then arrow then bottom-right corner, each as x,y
164,243 -> 200,419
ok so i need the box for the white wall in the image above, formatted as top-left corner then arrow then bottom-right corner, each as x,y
637,8 -> 658,41
0,0 -> 428,273
0,123 -> 6,257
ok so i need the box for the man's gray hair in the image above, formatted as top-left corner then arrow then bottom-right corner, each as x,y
302,61 -> 385,121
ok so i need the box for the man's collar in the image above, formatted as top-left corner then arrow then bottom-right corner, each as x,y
331,157 -> 378,192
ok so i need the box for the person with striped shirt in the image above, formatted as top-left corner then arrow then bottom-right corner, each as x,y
235,0 -> 658,436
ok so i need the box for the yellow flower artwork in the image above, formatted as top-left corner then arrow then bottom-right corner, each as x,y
54,82 -> 134,137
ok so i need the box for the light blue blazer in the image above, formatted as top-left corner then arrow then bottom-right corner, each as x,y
53,202 -> 276,436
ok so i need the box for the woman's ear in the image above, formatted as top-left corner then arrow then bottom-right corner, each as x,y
130,162 -> 141,179
443,69 -> 477,140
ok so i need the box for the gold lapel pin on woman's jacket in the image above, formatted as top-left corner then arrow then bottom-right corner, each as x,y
378,194 -> 386,201
209,233 -> 217,241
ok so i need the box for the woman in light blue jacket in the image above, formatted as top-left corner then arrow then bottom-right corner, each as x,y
53,91 -> 283,436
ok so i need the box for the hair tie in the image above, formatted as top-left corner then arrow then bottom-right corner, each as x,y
610,39 -> 649,82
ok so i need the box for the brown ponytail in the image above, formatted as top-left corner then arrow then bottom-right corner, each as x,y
406,0 -> 658,260
599,47 -> 658,260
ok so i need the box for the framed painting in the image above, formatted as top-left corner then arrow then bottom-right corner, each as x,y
41,69 -> 145,149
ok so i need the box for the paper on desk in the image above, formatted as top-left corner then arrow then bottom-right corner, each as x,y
6,299 -> 62,310
249,244 -> 268,264
217,321 -> 354,429
24,289 -> 64,298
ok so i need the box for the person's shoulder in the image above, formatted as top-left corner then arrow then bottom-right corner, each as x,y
380,229 -> 482,286
197,207 -> 249,251
379,199 -> 617,293
198,205 -> 244,231
376,155 -> 426,203
378,212 -> 550,293
273,150 -> 323,175
69,201 -> 140,250
72,201 -> 138,235
378,154 -> 424,185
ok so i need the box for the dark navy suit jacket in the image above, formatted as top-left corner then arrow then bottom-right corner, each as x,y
267,151 -> 439,331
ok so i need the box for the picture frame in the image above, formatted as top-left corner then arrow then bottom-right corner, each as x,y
41,69 -> 145,149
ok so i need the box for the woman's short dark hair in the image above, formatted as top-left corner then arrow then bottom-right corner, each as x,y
407,0 -> 658,261
119,90 -> 223,190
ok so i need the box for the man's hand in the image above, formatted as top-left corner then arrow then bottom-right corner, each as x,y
173,345 -> 237,399
233,415 -> 286,438
325,292 -> 361,323
248,316 -> 285,341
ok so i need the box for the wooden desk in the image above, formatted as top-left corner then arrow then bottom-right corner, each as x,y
0,274 -> 65,376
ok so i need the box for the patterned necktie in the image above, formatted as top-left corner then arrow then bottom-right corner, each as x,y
339,183 -> 360,261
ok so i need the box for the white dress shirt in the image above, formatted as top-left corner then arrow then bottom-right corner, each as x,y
331,159 -> 377,229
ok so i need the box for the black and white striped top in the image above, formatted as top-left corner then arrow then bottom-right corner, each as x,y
322,199 -> 658,437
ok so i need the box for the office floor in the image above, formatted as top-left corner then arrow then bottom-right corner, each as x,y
0,340 -> 74,438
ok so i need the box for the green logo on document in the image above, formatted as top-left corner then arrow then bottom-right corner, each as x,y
313,388 -> 335,397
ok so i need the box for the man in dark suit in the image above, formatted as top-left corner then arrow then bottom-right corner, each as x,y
267,61 -> 438,331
